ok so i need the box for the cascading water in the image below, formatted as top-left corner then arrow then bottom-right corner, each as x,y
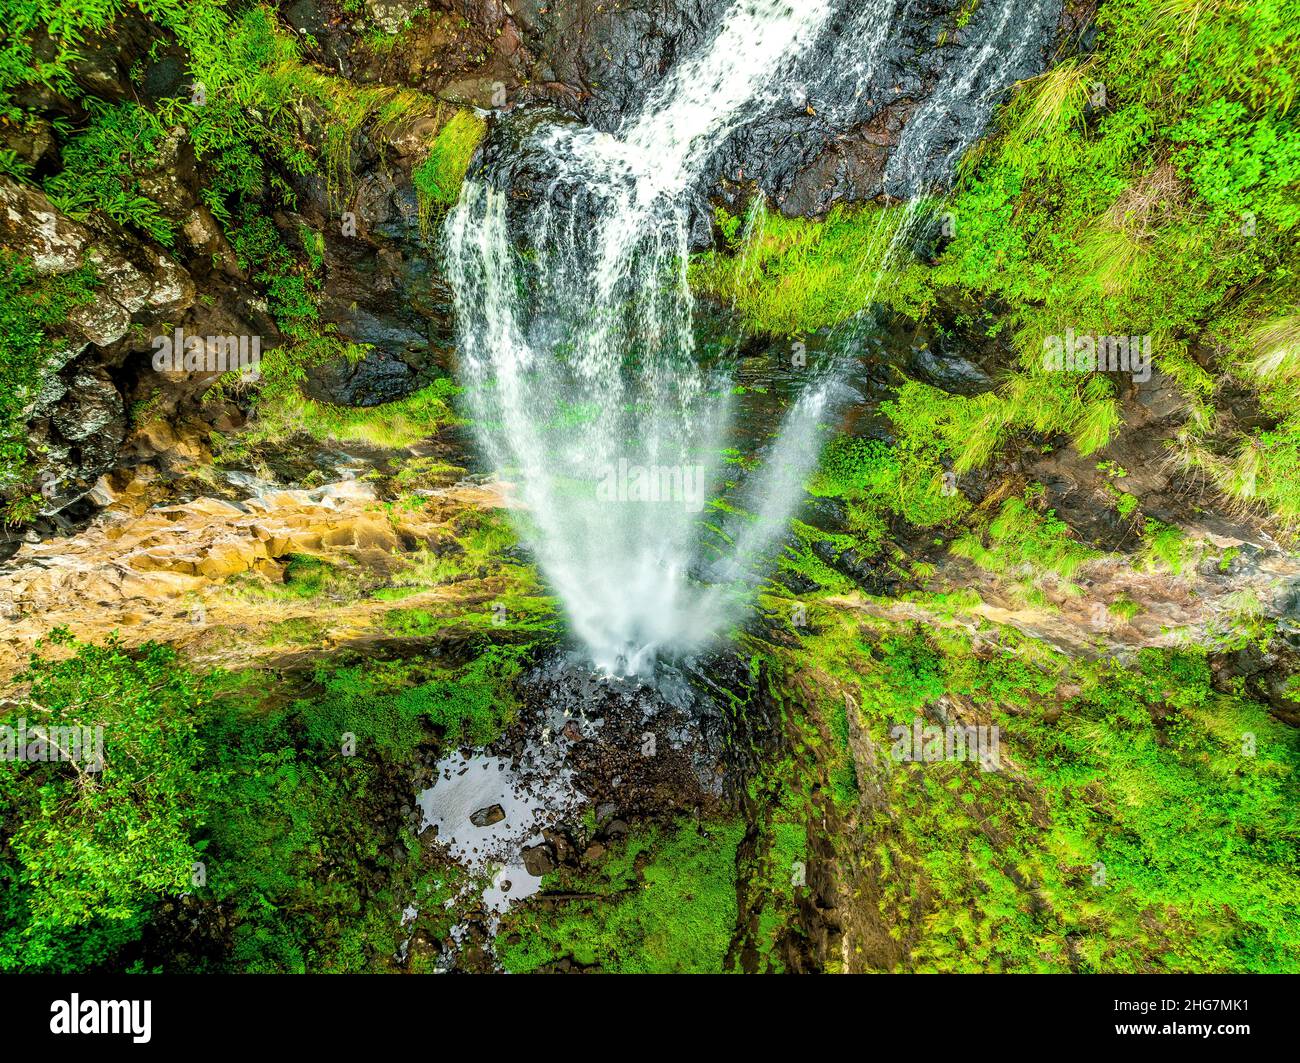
444,0 -> 1058,675
883,0 -> 1056,195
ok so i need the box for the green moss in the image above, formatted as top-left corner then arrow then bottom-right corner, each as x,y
690,198 -> 929,334
233,554 -> 358,603
0,250 -> 99,503
412,110 -> 487,228
497,818 -> 745,973
294,648 -> 525,760
951,491 -> 1099,581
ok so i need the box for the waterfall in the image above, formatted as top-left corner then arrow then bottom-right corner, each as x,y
884,0 -> 1056,196
444,0 -> 1054,675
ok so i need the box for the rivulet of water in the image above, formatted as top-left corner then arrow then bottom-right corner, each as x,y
444,0 -> 1054,674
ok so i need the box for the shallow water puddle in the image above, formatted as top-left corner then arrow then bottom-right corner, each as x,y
417,741 -> 584,914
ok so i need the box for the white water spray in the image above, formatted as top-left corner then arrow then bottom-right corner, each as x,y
444,0 -> 1054,674
446,0 -> 852,675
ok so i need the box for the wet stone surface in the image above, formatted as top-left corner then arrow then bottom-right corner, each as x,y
409,648 -> 735,969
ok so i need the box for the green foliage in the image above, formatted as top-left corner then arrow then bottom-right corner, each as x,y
497,819 -> 745,973
1139,517 -> 1199,575
412,109 -> 486,230
812,431 -> 968,531
0,0 -> 130,119
0,145 -> 32,179
0,250 -> 98,495
295,648 -> 525,761
792,426 -> 968,585
873,375 -> 1120,507
0,626 -> 542,972
691,198 -> 935,333
188,638 -> 537,972
226,206 -> 321,339
951,491 -> 1099,581
144,2 -> 437,209
799,621 -> 1300,972
0,632 -> 218,970
44,100 -> 175,245
3,1 -> 459,487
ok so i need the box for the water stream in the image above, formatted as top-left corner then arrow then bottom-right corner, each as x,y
444,0 -> 1056,675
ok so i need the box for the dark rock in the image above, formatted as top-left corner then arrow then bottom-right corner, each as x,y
522,843 -> 555,877
140,56 -> 185,101
505,0 -> 1064,216
469,803 -> 506,827
303,348 -> 420,407
778,98 -> 917,218
911,344 -> 994,395
543,828 -> 576,865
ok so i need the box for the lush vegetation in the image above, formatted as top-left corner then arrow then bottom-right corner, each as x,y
0,628 -> 541,973
0,1 -> 484,507
696,0 -> 1300,528
0,632 -> 216,970
496,819 -> 746,973
413,109 -> 487,230
748,608 -> 1300,973
1,0 -> 1297,978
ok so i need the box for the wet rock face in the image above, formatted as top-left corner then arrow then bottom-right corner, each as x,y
516,650 -> 731,809
504,0 -> 1064,216
510,0 -> 725,126
771,98 -> 920,218
514,647 -> 794,809
0,177 -> 196,532
300,172 -> 453,406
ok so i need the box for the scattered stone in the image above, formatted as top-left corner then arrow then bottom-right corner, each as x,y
469,803 -> 506,827
522,844 -> 554,877
543,829 -> 575,865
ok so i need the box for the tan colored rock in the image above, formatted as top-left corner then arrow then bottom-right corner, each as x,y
0,476 -> 513,679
